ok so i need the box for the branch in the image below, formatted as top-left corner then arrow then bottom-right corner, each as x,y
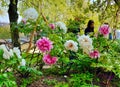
25,0 -> 49,53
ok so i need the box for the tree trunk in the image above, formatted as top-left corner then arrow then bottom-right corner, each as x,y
114,0 -> 120,7
8,0 -> 20,49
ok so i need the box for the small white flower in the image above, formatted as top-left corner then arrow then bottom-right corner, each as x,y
64,75 -> 67,78
7,68 -> 12,72
104,52 -> 107,55
57,65 -> 61,68
64,40 -> 78,52
63,50 -> 67,53
23,8 -> 39,21
13,47 -> 22,59
55,21 -> 67,33
20,59 -> 26,66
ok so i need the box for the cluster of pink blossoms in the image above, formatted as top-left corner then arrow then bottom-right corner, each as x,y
89,50 -> 100,59
36,37 -> 57,65
43,54 -> 58,65
49,23 -> 55,30
36,37 -> 53,53
99,24 -> 110,37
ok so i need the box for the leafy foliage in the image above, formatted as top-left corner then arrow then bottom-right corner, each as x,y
69,73 -> 98,87
0,72 -> 17,87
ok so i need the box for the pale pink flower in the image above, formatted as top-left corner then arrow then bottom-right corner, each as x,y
49,23 -> 55,30
36,37 -> 53,53
21,18 -> 27,24
99,25 -> 110,36
89,50 -> 100,59
43,54 -> 58,65
40,29 -> 43,32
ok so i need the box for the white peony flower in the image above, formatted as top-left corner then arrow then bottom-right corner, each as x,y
0,44 -> 13,59
82,45 -> 93,54
13,47 -> 22,59
20,59 -> 26,66
77,35 -> 93,54
3,51 -> 11,59
9,49 -> 14,57
55,21 -> 67,33
64,40 -> 78,52
77,35 -> 92,46
0,44 -> 7,51
23,8 -> 39,21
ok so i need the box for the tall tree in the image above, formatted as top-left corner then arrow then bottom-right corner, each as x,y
8,0 -> 20,49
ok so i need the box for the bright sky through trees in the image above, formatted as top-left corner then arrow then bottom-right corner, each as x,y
0,0 -> 22,24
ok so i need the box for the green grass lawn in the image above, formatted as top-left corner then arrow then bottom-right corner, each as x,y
0,25 -> 11,39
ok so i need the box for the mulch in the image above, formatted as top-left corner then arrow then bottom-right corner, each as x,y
28,75 -> 67,87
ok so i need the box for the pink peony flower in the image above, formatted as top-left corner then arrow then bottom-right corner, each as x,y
99,24 -> 110,36
89,50 -> 100,59
49,23 -> 55,30
43,54 -> 58,65
36,37 -> 53,53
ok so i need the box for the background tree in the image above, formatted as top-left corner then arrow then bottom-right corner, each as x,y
89,0 -> 120,29
8,0 -> 20,49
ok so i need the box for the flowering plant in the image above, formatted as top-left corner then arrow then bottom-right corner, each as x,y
64,40 -> 78,52
36,37 -> 58,65
16,13 -> 120,86
55,21 -> 67,34
49,23 -> 56,30
36,37 -> 53,53
23,8 -> 39,21
43,54 -> 58,65
0,44 -> 26,73
99,24 -> 110,37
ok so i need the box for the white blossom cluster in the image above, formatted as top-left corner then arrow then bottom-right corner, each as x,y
0,44 -> 26,66
55,21 -> 67,34
77,35 -> 93,54
23,8 -> 39,21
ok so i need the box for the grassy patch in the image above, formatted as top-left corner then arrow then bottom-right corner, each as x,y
0,25 -> 11,39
